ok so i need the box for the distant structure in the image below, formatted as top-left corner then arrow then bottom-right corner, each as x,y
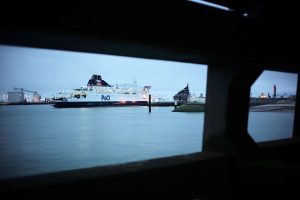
273,84 -> 277,98
7,91 -> 25,103
7,88 -> 41,103
173,84 -> 190,102
258,92 -> 267,99
256,84 -> 291,100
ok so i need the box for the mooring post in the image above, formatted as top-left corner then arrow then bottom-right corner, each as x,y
149,94 -> 151,113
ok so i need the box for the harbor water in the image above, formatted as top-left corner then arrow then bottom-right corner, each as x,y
0,105 -> 295,179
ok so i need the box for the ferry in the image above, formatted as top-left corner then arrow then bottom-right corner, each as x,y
53,74 -> 151,108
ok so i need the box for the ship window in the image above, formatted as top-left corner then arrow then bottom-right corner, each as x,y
0,44 -> 207,179
248,70 -> 298,142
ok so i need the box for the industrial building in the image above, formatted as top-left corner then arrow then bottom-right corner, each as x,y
7,91 -> 25,103
0,1 -> 300,199
6,88 -> 41,104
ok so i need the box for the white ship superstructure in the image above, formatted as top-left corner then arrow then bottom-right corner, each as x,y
53,74 -> 150,108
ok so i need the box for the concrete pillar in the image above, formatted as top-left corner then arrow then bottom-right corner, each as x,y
203,65 -> 237,153
203,64 -> 262,157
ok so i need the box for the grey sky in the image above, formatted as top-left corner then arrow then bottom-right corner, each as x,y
0,44 -> 207,100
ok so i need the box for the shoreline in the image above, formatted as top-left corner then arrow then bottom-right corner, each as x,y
0,102 -> 54,106
249,103 -> 295,112
0,102 -> 295,113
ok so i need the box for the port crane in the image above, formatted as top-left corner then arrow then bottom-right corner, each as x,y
14,88 -> 41,102
14,87 -> 38,94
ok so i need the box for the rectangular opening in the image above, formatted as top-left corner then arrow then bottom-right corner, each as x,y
0,44 -> 207,179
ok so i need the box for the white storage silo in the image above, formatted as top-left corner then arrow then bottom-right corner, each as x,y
7,91 -> 25,103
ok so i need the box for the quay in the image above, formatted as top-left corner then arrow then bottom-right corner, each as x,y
148,101 -> 184,107
172,103 -> 205,112
0,102 -> 54,106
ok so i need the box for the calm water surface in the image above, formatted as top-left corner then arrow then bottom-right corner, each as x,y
0,105 -> 203,179
0,105 -> 295,179
248,111 -> 294,142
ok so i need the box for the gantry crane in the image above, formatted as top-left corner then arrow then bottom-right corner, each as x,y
14,88 -> 41,102
14,87 -> 38,94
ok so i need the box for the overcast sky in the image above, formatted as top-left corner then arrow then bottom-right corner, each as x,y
0,44 -> 298,100
0,44 -> 207,100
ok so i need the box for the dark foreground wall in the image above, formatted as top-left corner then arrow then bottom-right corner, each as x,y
1,1 -> 300,199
